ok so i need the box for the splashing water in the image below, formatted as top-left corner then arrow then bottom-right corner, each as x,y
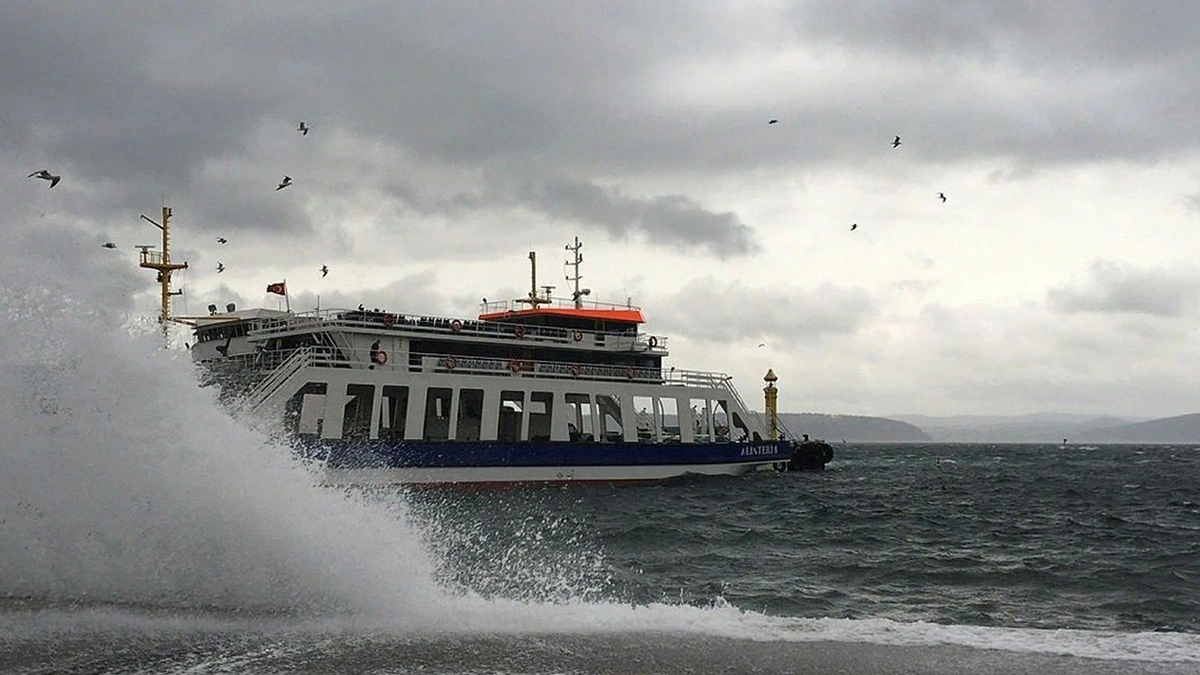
0,254 -> 449,620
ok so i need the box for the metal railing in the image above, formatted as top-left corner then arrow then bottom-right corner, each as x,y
245,308 -> 669,354
245,345 -> 736,390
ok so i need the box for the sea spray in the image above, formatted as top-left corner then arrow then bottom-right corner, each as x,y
0,255 -> 446,620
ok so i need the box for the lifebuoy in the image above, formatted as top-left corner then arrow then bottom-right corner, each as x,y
626,366 -> 636,379
571,330 -> 583,342
648,336 -> 658,349
450,319 -> 463,333
570,364 -> 581,377
383,313 -> 396,327
443,356 -> 458,370
508,359 -> 522,373
514,325 -> 527,338
373,350 -> 389,365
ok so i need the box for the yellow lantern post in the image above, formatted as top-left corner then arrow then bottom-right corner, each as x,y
763,368 -> 779,441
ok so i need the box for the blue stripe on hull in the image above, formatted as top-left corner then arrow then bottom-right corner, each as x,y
314,439 -> 793,469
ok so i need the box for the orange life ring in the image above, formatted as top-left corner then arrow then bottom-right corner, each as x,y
571,330 -> 583,342
626,366 -> 636,379
508,359 -> 522,373
514,325 -> 527,338
570,364 -> 581,377
443,356 -> 458,370
450,319 -> 463,333
373,350 -> 389,365
648,336 -> 658,348
383,313 -> 396,327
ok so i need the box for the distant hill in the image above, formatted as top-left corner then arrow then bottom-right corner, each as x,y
778,413 -> 932,443
894,413 -> 1144,443
1077,413 -> 1200,444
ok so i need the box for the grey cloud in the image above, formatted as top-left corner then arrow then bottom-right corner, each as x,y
1045,261 -> 1200,317
519,179 -> 760,258
784,1 -> 1200,164
652,278 -> 876,343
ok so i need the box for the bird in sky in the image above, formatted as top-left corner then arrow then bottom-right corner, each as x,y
297,121 -> 309,136
938,192 -> 947,203
320,264 -> 329,278
101,242 -> 117,249
768,119 -> 778,125
27,169 -> 61,188
758,343 -> 766,348
276,175 -> 292,190
217,237 -> 227,244
216,262 -> 225,273
850,223 -> 858,231
892,135 -> 902,148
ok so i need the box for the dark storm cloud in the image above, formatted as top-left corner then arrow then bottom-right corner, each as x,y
6,0 -> 1199,268
785,1 -> 1200,164
1045,261 -> 1200,317
518,179 -> 760,258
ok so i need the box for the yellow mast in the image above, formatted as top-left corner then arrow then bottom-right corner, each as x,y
518,250 -> 550,307
138,206 -> 189,340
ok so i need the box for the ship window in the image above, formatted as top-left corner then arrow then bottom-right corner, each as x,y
423,387 -> 453,441
456,388 -> 484,441
527,391 -> 553,442
731,411 -> 750,442
380,385 -> 409,440
565,393 -> 594,442
633,395 -> 655,443
690,398 -> 711,442
596,394 -> 624,443
342,384 -> 375,441
498,390 -> 524,442
657,397 -> 680,442
288,382 -> 327,436
713,400 -> 731,442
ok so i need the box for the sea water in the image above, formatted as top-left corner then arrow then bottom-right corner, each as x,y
2,255 -> 1198,674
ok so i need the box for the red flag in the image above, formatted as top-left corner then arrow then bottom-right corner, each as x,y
266,282 -> 287,296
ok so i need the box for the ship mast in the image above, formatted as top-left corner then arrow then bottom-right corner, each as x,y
137,206 -> 189,340
518,251 -> 551,307
565,236 -> 589,308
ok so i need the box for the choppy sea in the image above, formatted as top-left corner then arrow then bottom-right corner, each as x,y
1,268 -> 1198,674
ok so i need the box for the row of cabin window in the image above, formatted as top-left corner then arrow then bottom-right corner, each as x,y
290,382 -> 753,443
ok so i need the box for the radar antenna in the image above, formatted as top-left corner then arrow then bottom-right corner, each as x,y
565,236 -> 589,308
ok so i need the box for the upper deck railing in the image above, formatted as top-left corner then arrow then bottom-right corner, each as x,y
241,344 -> 731,388
245,308 -> 669,353
481,296 -> 642,315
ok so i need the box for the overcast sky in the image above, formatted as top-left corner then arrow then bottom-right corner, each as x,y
4,1 -> 1200,419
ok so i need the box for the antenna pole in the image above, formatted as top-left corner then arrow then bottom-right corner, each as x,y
138,206 -> 189,341
565,236 -> 584,308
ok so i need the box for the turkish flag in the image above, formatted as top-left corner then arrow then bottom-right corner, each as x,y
266,282 -> 287,295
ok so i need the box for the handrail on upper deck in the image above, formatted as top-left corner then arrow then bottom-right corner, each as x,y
245,307 -> 669,352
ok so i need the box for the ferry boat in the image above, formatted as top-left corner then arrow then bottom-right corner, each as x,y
182,237 -> 828,485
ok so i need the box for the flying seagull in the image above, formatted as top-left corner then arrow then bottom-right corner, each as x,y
938,192 -> 947,203
276,175 -> 292,190
768,119 -> 778,125
216,262 -> 225,274
27,169 -> 61,188
320,264 -> 329,278
101,242 -> 117,249
892,135 -> 901,148
850,223 -> 857,231
297,121 -> 309,136
758,343 -> 766,348
217,237 -> 227,244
